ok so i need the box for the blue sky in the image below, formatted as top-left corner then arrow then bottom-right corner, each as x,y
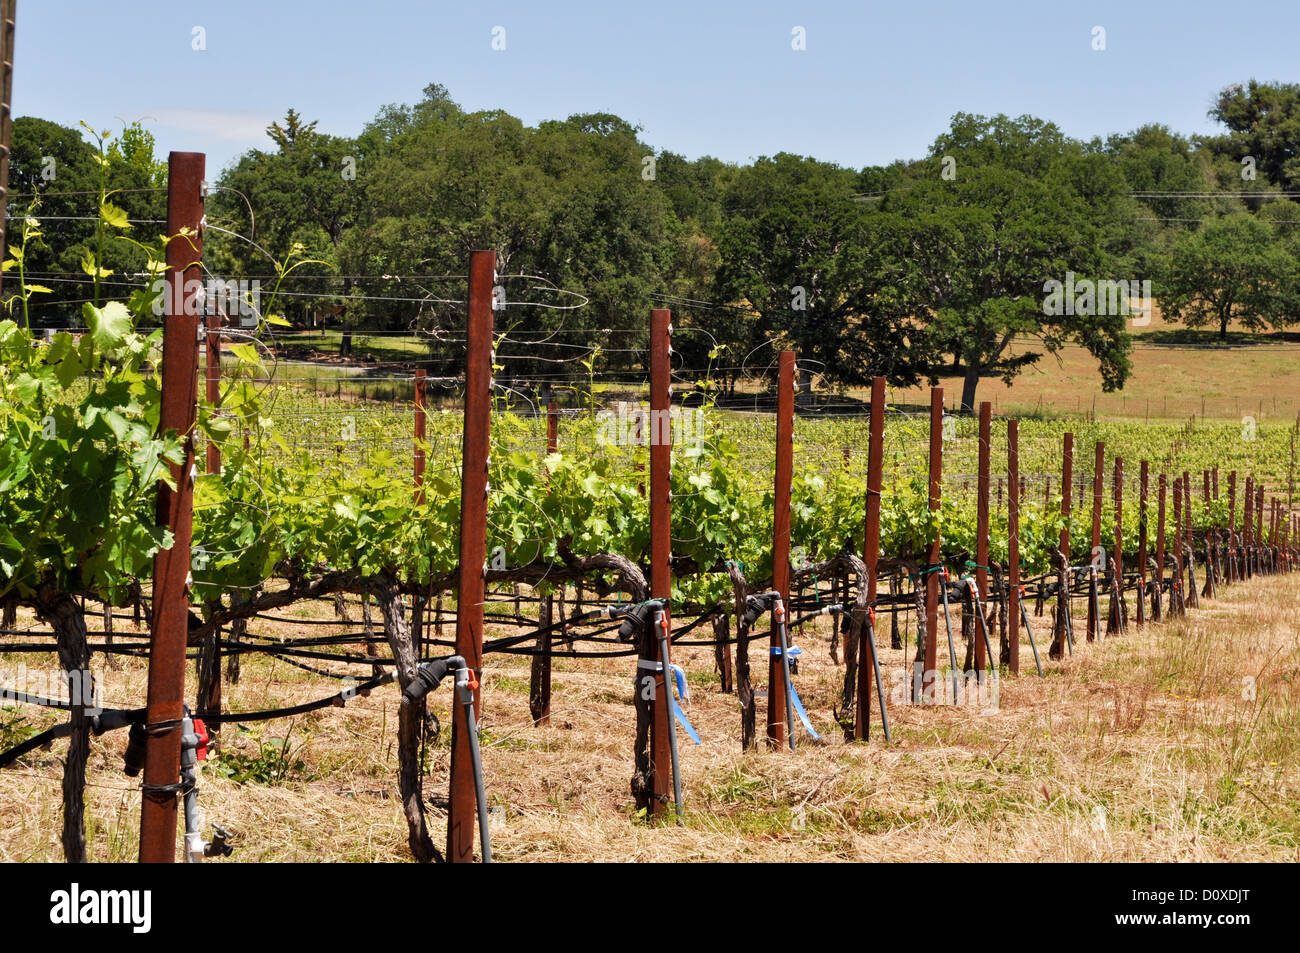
16,1 -> 1300,175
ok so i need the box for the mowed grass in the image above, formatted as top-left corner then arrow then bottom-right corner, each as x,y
878,311 -> 1300,423
2,570 -> 1297,862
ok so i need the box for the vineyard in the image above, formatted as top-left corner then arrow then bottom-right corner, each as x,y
2,153 -> 1299,864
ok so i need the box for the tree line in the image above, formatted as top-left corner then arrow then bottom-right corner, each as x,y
9,78 -> 1300,410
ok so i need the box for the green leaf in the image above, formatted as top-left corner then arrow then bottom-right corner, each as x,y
100,202 -> 132,230
83,301 -> 132,352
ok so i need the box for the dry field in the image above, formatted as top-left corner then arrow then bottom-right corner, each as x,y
2,573 -> 1298,863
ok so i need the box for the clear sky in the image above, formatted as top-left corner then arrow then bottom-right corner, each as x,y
15,1 -> 1300,176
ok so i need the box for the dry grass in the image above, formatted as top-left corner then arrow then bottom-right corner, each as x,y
2,574 -> 1298,862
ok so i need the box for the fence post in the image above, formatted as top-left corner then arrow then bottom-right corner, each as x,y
1007,419 -> 1020,674
1228,472 -> 1238,583
196,310 -> 224,747
855,376 -> 885,736
1088,441 -> 1104,641
530,401 -> 559,726
1154,474 -> 1167,621
139,151 -> 204,864
1244,477 -> 1254,579
646,308 -> 674,812
974,402 -> 991,672
923,387 -> 943,700
0,0 -> 14,299
768,351 -> 795,745
448,249 -> 494,862
1109,457 -> 1124,635
1136,461 -> 1148,627
1052,432 -> 1073,658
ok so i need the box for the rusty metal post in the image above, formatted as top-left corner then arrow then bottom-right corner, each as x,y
1244,476 -> 1254,579
1007,419 -> 1021,674
1173,478 -> 1184,614
974,402 -> 991,672
1088,441 -> 1104,641
1154,474 -> 1167,621
923,388 -> 943,700
530,401 -> 559,726
139,151 -> 204,864
1256,486 -> 1265,571
768,351 -> 795,745
448,250 -> 494,862
1053,433 -> 1074,656
1110,457 -> 1124,635
647,309 -> 674,808
1137,461 -> 1148,627
1228,472 -> 1238,583
0,0 -> 14,301
855,376 -> 885,736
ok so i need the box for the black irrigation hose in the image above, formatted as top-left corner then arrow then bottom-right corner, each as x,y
0,670 -> 399,768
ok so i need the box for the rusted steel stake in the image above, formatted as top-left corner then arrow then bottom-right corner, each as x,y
1154,474 -> 1167,621
530,401 -> 559,726
1088,442 -> 1104,641
855,376 -> 885,737
769,351 -> 795,745
1007,419 -> 1021,674
975,402 -> 992,673
139,151 -> 204,864
647,309 -> 674,811
1052,433 -> 1074,658
1110,457 -> 1124,635
923,388 -> 943,700
1137,461 -> 1148,627
1173,478 -> 1185,615
1228,472 -> 1238,583
448,250 -> 494,862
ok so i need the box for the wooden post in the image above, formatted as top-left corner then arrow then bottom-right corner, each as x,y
139,151 -> 204,864
768,351 -> 795,745
448,250 -> 494,862
923,388 -> 943,700
855,376 -> 885,736
1007,419 -> 1020,674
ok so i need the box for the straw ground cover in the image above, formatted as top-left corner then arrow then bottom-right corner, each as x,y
1,571 -> 1296,862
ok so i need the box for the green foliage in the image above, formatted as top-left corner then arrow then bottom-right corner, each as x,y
210,723 -> 313,785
